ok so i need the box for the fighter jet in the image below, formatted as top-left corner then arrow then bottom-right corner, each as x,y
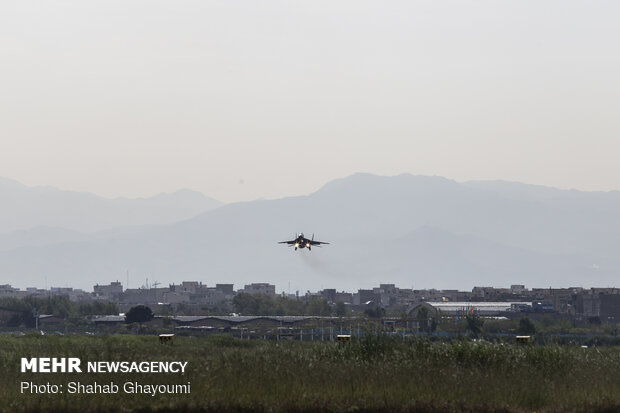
278,233 -> 329,251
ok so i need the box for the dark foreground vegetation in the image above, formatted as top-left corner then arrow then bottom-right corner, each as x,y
2,334 -> 620,413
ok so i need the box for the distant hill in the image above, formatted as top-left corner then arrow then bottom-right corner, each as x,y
0,173 -> 618,291
0,178 -> 223,234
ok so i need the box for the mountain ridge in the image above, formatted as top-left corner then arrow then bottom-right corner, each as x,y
0,177 -> 223,233
1,173 -> 619,291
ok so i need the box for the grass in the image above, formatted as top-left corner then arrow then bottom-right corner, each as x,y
2,333 -> 620,412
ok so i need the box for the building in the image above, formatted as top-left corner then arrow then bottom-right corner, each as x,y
575,289 -> 620,322
0,285 -> 27,299
215,284 -> 234,295
241,283 -> 276,297
408,301 -> 533,318
170,281 -> 202,294
354,289 -> 376,305
94,281 -> 124,301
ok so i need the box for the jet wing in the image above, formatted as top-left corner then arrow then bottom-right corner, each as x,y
278,240 -> 297,244
309,240 -> 330,245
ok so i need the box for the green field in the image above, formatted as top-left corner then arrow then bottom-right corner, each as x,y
2,333 -> 620,412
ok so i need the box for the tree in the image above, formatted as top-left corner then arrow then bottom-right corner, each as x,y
305,297 -> 331,316
364,306 -> 385,318
125,305 -> 154,324
233,293 -> 259,315
518,317 -> 537,335
335,302 -> 347,317
416,306 -> 438,333
79,301 -> 119,316
465,314 -> 484,338
417,306 -> 429,332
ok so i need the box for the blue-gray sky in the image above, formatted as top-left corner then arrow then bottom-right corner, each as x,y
1,0 -> 619,202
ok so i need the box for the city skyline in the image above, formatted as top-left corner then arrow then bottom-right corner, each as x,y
4,279 -> 619,325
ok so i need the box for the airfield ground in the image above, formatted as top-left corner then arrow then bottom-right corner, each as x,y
2,334 -> 620,413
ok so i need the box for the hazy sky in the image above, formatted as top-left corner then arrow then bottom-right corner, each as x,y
1,1 -> 619,202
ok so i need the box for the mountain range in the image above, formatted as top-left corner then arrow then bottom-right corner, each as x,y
0,177 -> 222,250
1,173 -> 619,292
